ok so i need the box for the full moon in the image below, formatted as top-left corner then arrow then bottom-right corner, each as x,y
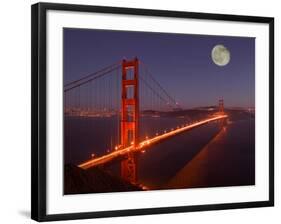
211,44 -> 230,66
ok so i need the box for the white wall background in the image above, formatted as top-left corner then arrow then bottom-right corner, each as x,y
0,0 -> 279,223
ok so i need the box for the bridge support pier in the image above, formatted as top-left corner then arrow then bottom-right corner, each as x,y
121,153 -> 137,184
120,58 -> 139,184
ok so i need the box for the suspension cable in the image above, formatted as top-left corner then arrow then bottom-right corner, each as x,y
64,64 -> 121,93
140,60 -> 180,109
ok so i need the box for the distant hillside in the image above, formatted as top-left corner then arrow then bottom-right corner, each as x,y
225,109 -> 255,121
64,164 -> 141,194
141,108 -> 254,121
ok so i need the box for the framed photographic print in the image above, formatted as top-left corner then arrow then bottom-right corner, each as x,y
31,2 -> 274,222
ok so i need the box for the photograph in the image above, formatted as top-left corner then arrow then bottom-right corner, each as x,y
63,28 -> 255,194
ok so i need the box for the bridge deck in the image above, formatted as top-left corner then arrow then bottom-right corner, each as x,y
78,114 -> 228,169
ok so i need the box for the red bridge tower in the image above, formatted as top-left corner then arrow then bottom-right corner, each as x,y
120,58 -> 139,183
219,98 -> 224,114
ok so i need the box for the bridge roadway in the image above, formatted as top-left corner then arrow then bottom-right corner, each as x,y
78,114 -> 228,169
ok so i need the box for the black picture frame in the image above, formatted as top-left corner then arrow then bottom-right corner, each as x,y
31,2 -> 274,222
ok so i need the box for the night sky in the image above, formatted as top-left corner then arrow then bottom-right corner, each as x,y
64,28 -> 255,108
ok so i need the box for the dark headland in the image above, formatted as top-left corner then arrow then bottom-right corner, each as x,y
64,164 -> 142,194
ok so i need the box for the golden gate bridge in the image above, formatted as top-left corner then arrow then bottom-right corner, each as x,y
64,58 -> 228,184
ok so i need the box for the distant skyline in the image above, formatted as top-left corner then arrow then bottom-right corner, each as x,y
64,28 -> 255,108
